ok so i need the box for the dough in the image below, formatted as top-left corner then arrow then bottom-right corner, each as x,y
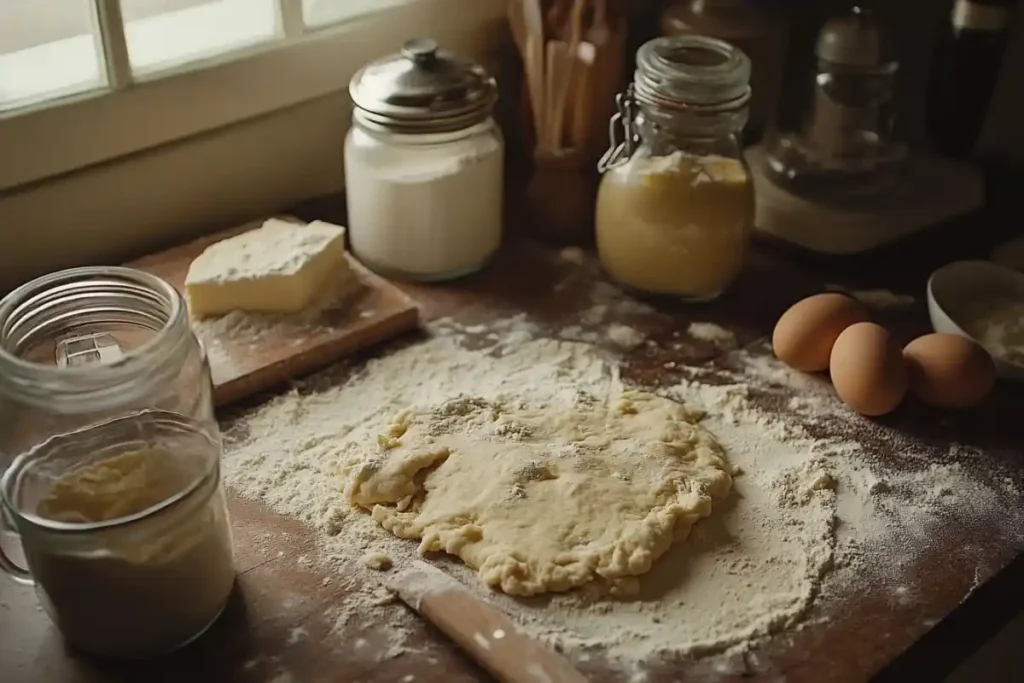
346,390 -> 733,596
361,552 -> 393,571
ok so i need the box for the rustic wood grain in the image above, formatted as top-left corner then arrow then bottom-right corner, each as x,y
128,220 -> 420,407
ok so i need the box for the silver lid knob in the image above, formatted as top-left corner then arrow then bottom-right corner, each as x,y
402,38 -> 439,64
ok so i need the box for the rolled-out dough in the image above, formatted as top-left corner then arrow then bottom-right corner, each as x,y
346,390 -> 733,596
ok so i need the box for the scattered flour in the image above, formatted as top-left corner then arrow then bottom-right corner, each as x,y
588,280 -> 657,317
220,313 -> 1023,679
193,309 -> 329,345
687,322 -> 737,348
191,273 -> 363,343
189,273 -> 368,377
606,323 -> 647,349
558,246 -> 587,265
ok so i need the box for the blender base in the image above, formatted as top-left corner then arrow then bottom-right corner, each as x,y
746,145 -> 985,255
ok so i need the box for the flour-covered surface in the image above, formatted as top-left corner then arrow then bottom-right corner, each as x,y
214,284 -> 1024,683
7,242 -> 1022,683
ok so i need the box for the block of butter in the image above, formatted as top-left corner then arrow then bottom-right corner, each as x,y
185,219 -> 352,318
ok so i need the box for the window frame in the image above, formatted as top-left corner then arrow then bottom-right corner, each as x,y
0,0 -> 505,192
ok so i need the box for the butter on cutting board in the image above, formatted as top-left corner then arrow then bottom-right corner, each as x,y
185,219 -> 353,318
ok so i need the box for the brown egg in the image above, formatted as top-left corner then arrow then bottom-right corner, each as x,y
903,334 -> 995,408
773,293 -> 871,372
829,322 -> 908,416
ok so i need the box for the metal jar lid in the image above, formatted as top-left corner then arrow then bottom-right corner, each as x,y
349,38 -> 498,134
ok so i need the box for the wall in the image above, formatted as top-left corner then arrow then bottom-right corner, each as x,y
0,96 -> 347,289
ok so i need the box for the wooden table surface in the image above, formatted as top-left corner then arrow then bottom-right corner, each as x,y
3,210 -> 1023,683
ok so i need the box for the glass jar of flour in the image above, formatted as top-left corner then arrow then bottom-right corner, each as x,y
597,36 -> 754,301
345,38 -> 504,282
0,267 -> 234,658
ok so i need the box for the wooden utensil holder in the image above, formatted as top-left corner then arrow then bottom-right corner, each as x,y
522,148 -> 596,246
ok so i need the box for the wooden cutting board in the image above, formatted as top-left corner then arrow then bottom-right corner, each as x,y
130,219 -> 420,407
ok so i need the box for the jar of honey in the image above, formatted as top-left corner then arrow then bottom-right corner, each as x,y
597,35 -> 755,301
0,267 -> 234,658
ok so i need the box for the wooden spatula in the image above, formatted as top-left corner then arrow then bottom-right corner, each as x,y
546,39 -> 574,150
522,0 -> 548,147
388,561 -> 589,683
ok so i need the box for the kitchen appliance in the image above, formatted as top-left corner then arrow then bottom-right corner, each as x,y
748,5 -> 984,254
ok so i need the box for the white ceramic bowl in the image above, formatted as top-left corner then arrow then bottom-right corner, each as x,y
927,260 -> 1024,381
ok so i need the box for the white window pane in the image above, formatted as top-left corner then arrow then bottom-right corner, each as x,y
0,0 -> 106,112
302,0 -> 416,28
122,0 -> 280,75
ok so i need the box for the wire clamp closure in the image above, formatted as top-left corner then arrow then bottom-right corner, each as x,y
598,84 -> 639,173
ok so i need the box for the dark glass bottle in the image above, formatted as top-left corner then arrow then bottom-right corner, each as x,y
926,0 -> 1018,159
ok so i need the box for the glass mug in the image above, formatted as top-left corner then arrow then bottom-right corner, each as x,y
0,267 -> 235,658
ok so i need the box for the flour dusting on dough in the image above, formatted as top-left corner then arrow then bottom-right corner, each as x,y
347,391 -> 732,596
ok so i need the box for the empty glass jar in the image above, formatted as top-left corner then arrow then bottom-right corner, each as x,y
0,267 -> 234,658
597,35 -> 755,301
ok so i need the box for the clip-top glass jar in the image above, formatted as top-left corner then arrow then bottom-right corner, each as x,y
0,267 -> 234,659
345,38 -> 505,282
597,35 -> 755,301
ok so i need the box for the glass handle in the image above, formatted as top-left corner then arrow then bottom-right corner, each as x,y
0,517 -> 33,586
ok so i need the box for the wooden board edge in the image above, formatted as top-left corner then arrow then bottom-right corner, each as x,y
211,305 -> 420,407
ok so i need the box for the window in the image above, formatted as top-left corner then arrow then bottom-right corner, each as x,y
122,0 -> 279,75
0,0 -> 107,110
0,0 -> 505,192
302,0 -> 414,28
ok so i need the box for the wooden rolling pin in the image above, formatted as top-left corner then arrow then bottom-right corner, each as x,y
388,561 -> 589,683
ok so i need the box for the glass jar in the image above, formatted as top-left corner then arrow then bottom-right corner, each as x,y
660,0 -> 789,142
345,38 -> 505,282
0,267 -> 234,659
597,35 -> 755,301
